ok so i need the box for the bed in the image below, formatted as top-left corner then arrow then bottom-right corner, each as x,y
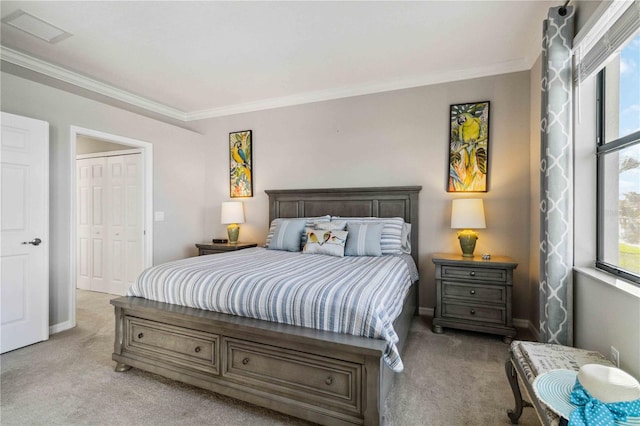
111,186 -> 421,426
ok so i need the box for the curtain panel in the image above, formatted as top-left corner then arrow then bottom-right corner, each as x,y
539,5 -> 575,346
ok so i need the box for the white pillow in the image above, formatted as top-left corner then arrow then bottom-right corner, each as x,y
401,223 -> 412,254
315,220 -> 347,231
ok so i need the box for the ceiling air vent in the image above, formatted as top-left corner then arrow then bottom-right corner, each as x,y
1,9 -> 72,44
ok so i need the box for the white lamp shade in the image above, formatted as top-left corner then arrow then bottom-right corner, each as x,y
451,198 -> 486,229
221,201 -> 245,224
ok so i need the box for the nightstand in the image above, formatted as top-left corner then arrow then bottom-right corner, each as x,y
196,242 -> 257,256
432,253 -> 517,343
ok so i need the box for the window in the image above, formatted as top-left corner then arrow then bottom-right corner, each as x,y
596,31 -> 640,284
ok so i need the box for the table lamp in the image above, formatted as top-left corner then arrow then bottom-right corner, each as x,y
221,201 -> 245,244
451,198 -> 486,257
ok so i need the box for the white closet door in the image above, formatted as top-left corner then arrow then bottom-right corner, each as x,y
124,154 -> 143,293
77,157 -> 108,293
108,154 -> 142,295
90,159 -> 108,292
76,158 -> 93,291
77,153 -> 142,296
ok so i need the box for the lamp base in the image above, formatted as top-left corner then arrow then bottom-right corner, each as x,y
227,224 -> 240,244
457,230 -> 479,257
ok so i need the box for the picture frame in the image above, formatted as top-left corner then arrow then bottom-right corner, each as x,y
229,130 -> 253,198
448,101 -> 490,192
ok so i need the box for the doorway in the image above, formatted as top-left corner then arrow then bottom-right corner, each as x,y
69,127 -> 153,327
77,146 -> 142,295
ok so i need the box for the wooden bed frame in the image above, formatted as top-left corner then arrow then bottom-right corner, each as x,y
111,186 -> 421,426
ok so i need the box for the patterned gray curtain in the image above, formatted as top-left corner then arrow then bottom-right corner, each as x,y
540,5 -> 575,346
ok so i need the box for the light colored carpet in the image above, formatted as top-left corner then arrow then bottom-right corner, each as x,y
1,290 -> 539,425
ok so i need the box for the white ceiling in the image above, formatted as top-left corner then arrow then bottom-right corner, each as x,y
0,1 -> 559,121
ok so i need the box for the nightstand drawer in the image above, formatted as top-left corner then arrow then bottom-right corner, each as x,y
440,301 -> 506,325
440,265 -> 507,283
196,242 -> 257,256
442,281 -> 506,304
199,249 -> 223,255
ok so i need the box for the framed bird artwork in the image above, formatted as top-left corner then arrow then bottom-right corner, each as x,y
448,101 -> 490,192
229,130 -> 253,197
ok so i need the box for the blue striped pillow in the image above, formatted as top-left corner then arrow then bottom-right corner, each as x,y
345,222 -> 383,256
332,216 -> 405,255
265,216 -> 330,248
266,219 -> 308,252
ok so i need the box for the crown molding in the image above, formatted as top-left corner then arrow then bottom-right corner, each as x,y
0,46 -> 188,121
2,45 -> 532,122
186,58 -> 531,121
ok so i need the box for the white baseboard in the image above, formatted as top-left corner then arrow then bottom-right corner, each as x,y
528,321 -> 541,342
512,318 -> 529,329
512,318 -> 541,341
49,320 -> 74,335
418,307 -> 434,317
513,318 -> 539,340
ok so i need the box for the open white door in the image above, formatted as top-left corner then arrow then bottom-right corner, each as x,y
1,112 -> 49,353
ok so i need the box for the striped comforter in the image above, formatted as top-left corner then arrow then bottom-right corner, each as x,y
128,248 -> 419,372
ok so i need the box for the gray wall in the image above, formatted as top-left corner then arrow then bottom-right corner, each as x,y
190,71 -> 533,320
575,0 -> 608,34
1,71 -> 208,328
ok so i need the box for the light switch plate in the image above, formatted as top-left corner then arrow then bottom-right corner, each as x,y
610,346 -> 620,367
154,211 -> 165,221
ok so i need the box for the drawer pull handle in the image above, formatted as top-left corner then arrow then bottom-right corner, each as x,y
470,290 -> 476,295
325,376 -> 333,385
194,346 -> 201,353
470,310 -> 476,315
470,271 -> 476,277
242,357 -> 250,365
137,333 -> 144,339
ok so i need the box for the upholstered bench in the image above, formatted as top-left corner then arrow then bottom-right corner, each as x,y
505,340 -> 614,425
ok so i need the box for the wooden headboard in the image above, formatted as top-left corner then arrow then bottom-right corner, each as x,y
265,186 -> 421,267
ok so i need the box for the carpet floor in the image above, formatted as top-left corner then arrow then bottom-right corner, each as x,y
1,290 -> 540,425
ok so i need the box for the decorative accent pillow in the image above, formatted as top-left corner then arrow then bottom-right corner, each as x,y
266,219 -> 308,252
315,220 -> 347,231
303,229 -> 348,257
265,215 -> 330,249
332,216 -> 405,255
345,222 -> 383,256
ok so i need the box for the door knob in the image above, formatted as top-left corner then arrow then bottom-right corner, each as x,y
21,238 -> 42,246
